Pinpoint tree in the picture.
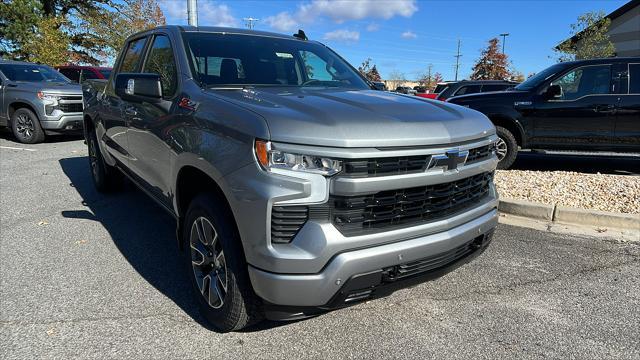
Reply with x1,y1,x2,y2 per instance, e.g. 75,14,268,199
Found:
470,38,511,80
510,70,525,82
0,0,43,60
386,70,406,90
418,64,444,91
554,11,615,62
358,58,382,82
23,16,71,65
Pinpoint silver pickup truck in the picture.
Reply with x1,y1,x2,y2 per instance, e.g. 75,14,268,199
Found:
0,60,83,143
83,26,499,332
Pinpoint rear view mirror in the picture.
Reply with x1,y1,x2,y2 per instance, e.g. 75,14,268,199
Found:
545,84,562,99
115,73,162,103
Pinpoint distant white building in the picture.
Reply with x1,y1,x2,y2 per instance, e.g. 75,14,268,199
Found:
558,0,639,57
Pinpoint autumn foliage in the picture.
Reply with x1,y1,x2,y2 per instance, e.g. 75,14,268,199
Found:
470,38,511,80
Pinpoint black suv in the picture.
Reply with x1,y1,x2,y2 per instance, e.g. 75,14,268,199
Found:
436,80,518,101
448,58,640,169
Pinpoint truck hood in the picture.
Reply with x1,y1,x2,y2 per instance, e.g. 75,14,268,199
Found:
207,87,495,148
12,81,82,95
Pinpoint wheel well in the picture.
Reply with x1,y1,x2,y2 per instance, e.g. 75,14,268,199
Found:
175,166,240,248
8,102,37,120
489,115,523,146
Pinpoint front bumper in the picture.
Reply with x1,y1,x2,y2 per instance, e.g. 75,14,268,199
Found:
40,113,84,131
248,208,497,309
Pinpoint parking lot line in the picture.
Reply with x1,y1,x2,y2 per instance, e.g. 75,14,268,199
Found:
0,145,37,152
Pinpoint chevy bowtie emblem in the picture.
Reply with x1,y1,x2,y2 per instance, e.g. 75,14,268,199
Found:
428,149,469,171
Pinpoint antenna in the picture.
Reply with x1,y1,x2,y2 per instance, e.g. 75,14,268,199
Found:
293,29,308,40
454,39,462,81
243,17,259,29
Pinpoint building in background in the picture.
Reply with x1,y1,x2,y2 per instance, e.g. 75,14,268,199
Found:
558,0,639,57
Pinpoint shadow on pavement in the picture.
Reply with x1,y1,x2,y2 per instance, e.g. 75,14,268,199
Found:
511,152,640,175
58,155,286,332
0,128,83,144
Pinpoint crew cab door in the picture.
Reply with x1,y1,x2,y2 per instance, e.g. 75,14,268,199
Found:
100,36,149,167
615,62,640,150
124,33,179,207
531,64,616,149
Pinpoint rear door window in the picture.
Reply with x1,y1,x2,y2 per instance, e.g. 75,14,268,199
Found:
80,69,99,82
120,37,148,72
455,85,481,96
629,63,640,94
59,68,80,82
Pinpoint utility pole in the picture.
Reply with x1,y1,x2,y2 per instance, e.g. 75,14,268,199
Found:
500,33,510,54
454,39,462,81
243,17,259,29
187,0,198,27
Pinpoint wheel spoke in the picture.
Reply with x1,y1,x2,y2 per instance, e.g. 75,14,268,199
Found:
209,272,225,308
190,241,208,266
189,216,228,309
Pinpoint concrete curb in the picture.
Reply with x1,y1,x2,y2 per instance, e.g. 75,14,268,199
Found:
498,198,640,230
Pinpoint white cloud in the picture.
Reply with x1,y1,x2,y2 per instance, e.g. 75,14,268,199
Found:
323,29,360,42
264,0,417,31
264,12,299,32
159,0,238,27
366,23,380,32
401,31,417,39
298,0,417,23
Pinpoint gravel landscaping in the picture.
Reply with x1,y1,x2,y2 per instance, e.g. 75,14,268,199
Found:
494,170,640,214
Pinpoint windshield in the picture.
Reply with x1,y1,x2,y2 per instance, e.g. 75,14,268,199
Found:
0,64,70,83
433,84,448,93
515,63,567,90
183,33,369,89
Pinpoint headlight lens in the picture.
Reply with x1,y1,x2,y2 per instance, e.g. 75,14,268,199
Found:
37,92,61,103
255,140,342,176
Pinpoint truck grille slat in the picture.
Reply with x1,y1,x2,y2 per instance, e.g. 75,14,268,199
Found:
58,103,83,113
331,172,493,236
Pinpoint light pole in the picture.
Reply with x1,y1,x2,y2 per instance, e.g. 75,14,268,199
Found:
187,0,198,26
500,33,509,54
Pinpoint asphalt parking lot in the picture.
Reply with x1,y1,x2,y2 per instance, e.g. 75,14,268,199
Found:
1,135,639,359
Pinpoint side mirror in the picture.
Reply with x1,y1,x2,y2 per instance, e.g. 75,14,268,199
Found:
545,84,562,99
115,73,162,103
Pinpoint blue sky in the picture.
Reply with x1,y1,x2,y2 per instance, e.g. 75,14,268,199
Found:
158,0,629,80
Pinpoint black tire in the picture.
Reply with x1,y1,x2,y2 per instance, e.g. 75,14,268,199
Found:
495,126,518,170
183,193,262,332
11,108,45,144
87,126,122,192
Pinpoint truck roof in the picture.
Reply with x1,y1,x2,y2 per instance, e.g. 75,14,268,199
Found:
126,25,303,42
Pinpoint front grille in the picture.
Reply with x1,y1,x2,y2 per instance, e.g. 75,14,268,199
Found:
271,206,308,244
341,144,493,177
60,95,82,101
466,145,492,163
58,103,83,113
330,172,493,236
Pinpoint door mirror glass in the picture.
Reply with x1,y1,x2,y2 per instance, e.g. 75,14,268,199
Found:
115,73,162,102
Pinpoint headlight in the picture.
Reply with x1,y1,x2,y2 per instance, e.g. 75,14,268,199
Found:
255,140,342,176
37,92,61,104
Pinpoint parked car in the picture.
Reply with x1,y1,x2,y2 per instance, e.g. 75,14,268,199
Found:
436,80,519,101
395,86,415,94
83,26,499,331
56,65,112,83
0,60,83,143
371,81,387,91
448,57,640,169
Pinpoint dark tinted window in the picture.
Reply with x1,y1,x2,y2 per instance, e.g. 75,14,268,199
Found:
551,65,611,100
433,84,448,93
515,63,566,90
482,84,510,92
120,37,147,72
0,64,69,82
630,63,640,94
59,68,80,82
80,69,99,82
183,33,368,89
142,35,178,97
99,69,112,79
455,85,481,95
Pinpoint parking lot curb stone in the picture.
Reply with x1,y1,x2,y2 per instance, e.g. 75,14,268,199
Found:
498,198,640,230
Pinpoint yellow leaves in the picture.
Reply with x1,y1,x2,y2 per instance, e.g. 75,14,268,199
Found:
23,16,70,66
